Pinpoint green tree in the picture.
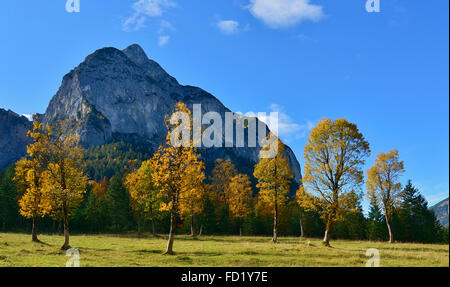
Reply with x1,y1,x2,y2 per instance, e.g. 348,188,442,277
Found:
367,201,387,241
0,166,19,230
396,181,441,243
107,174,132,232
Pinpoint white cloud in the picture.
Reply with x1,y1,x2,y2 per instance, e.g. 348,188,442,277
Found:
158,35,170,46
247,0,324,28
217,20,240,34
22,114,33,121
123,0,177,31
159,20,176,32
257,104,315,140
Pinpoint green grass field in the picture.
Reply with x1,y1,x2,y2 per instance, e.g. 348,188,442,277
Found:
0,232,448,267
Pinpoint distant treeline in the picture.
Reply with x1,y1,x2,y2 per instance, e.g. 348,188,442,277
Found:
0,142,447,244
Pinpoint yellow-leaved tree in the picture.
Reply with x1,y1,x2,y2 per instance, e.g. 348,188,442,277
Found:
225,173,253,236
152,102,206,254
366,149,405,243
208,159,238,223
295,184,308,238
125,160,162,236
14,118,52,242
254,137,293,243
301,118,370,246
40,123,88,250
209,159,238,204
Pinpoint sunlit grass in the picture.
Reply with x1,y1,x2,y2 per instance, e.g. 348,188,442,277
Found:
0,232,448,267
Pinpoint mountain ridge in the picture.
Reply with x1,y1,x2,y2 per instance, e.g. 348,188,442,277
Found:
0,109,32,169
430,197,449,227
1,44,302,186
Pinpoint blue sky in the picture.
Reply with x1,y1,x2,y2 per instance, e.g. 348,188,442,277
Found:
1,0,448,210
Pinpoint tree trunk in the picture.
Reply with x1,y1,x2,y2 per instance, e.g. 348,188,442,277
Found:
58,221,63,236
31,217,39,242
239,220,243,237
137,215,142,236
165,211,176,255
61,207,71,250
199,224,203,236
323,220,332,247
385,215,394,243
190,215,195,236
273,205,278,243
299,210,304,238
151,219,156,237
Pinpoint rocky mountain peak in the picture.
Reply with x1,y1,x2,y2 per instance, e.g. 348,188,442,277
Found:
122,44,149,65
3,44,302,186
0,108,32,169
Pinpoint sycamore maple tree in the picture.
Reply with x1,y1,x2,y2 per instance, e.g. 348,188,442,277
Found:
208,159,238,220
14,118,52,242
14,119,88,249
254,137,293,243
301,118,370,246
151,102,206,254
42,125,88,250
367,149,405,243
125,160,162,236
225,173,253,236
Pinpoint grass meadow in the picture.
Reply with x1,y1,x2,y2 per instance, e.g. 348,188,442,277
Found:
0,232,448,267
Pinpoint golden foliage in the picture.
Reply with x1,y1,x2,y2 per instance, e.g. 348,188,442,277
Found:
254,137,293,213
151,102,206,218
14,120,53,219
125,160,161,220
15,118,88,223
209,159,238,203
366,149,405,218
301,119,370,231
226,174,253,220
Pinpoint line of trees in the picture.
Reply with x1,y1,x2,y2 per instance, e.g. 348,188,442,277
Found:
0,104,448,253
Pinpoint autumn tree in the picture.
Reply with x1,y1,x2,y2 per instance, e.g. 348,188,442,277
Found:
152,102,206,254
179,179,206,237
209,159,238,204
85,177,110,232
254,138,293,243
40,123,88,250
366,149,405,243
301,119,370,246
296,185,307,238
226,174,253,236
125,160,161,236
13,119,52,242
208,159,238,232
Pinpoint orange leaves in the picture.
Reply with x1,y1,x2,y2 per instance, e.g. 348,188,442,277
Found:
366,149,405,217
151,102,206,218
14,118,88,222
226,174,253,220
301,119,370,227
209,159,238,203
254,138,293,212
125,160,162,220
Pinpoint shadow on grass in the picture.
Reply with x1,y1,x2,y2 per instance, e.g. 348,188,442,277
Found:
133,249,163,254
33,240,51,246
